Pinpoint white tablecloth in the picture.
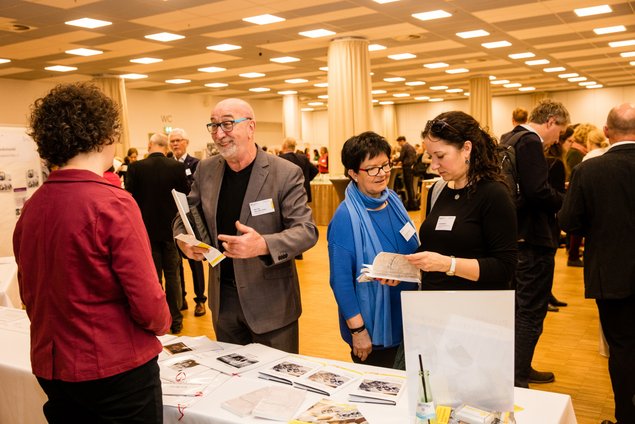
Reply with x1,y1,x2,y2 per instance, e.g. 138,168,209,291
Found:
0,307,577,424
0,257,20,308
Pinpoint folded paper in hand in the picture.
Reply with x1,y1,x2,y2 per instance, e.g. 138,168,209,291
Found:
171,189,224,267
358,252,420,283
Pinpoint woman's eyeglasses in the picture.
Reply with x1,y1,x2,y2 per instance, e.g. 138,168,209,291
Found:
359,162,392,177
425,119,460,137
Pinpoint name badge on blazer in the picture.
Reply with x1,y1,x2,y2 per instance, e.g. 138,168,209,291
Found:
249,198,275,216
185,168,192,176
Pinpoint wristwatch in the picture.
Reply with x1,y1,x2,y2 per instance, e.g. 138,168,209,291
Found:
446,256,456,276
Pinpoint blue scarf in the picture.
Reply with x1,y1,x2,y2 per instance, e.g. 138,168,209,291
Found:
344,181,418,347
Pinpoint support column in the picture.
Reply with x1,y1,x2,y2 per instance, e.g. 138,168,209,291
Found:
327,36,372,177
92,75,130,158
469,75,492,130
382,104,398,144
282,94,301,140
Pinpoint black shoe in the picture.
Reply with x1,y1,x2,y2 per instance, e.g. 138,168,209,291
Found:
528,367,555,384
547,304,559,312
550,298,568,307
180,299,188,311
567,258,584,267
600,420,616,424
170,323,183,334
194,302,206,317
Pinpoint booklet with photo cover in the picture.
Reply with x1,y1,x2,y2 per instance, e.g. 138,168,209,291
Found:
347,372,406,405
358,252,421,283
197,343,288,376
258,356,325,385
161,335,223,356
290,398,369,424
291,365,362,397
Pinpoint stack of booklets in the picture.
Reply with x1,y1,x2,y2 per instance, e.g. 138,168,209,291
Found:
290,399,369,424
347,372,406,405
258,355,362,396
221,386,306,421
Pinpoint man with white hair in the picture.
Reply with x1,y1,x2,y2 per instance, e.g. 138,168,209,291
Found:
169,128,207,317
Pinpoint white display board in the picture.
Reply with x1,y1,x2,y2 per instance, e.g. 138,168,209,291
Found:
0,126,42,257
401,290,515,416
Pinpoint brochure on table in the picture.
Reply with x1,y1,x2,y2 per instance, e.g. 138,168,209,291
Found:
401,291,515,414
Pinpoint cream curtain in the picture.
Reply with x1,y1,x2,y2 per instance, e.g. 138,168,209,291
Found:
469,75,492,131
91,76,131,159
327,37,372,176
382,104,398,144
531,92,551,108
282,94,301,140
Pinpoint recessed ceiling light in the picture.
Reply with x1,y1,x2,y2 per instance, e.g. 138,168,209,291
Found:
446,88,464,93
270,56,300,63
491,79,510,85
405,81,426,86
430,85,448,90
372,89,387,94
504,83,522,88
207,44,241,51
308,101,324,106
278,90,297,95
558,73,579,78
429,98,444,102
631,61,635,66
121,73,147,79
482,41,512,49
373,0,399,3
544,67,566,72
318,95,329,99
568,77,587,82
379,101,395,105
519,87,536,92
198,66,226,73
574,5,612,17
489,75,496,80
446,68,469,74
384,77,406,82
594,25,626,35
45,65,77,72
456,29,489,39
249,87,270,92
368,44,387,51
165,79,190,84
414,96,430,101
423,62,448,69
299,29,336,38
586,84,604,88
388,53,416,60
319,66,328,71
526,59,550,65
301,107,314,112
464,92,470,96
0,58,10,64
145,32,184,42
508,52,535,59
205,82,228,88
314,82,328,88
240,72,265,78
243,14,285,25
393,93,410,97
609,40,635,48
412,10,452,21
65,18,112,29
130,57,162,64
66,48,103,56
285,78,308,84
579,81,597,86
620,51,635,57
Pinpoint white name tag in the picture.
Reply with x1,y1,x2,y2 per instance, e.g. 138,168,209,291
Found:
185,168,192,176
400,222,417,241
249,198,275,216
435,216,456,231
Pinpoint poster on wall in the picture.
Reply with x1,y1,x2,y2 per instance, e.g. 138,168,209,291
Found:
0,126,42,257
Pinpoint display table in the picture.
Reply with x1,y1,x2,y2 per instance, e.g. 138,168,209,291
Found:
308,180,339,226
0,307,577,424
0,257,20,308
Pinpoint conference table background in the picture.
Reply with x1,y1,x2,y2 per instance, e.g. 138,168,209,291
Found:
0,307,577,424
0,257,19,308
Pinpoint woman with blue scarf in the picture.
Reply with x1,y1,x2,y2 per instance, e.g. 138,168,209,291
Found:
327,131,420,368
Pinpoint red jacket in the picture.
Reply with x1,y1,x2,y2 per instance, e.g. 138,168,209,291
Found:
13,169,171,382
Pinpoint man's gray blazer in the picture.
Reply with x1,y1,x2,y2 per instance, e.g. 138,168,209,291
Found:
173,147,318,334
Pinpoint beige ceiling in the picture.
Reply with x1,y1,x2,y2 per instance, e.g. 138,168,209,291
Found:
0,0,634,107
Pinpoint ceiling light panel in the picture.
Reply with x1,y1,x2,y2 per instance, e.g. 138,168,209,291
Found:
456,30,489,39
430,85,448,90
278,90,297,95
412,10,452,21
207,44,241,51
388,53,416,60
314,82,328,87
504,83,521,88
0,59,10,64
145,32,184,42
299,29,336,38
491,79,510,85
558,73,578,78
198,66,226,73
130,57,162,64
121,73,147,79
543,67,565,72
393,93,410,97
318,95,328,99
423,62,448,69
66,48,103,56
405,81,425,86
270,56,300,63
446,68,469,74
243,14,285,25
285,78,308,84
526,59,549,65
372,89,387,94
165,79,190,84
368,44,387,51
594,25,626,35
45,65,77,72
574,5,612,17
65,18,112,29
205,82,228,88
568,77,587,82
249,87,270,92
482,41,512,49
508,52,535,59
240,72,265,78
384,77,405,82
609,40,635,48
518,87,535,91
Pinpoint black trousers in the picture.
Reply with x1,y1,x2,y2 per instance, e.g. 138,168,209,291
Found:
37,357,162,424
402,166,417,208
597,296,635,424
151,240,182,327
179,258,207,303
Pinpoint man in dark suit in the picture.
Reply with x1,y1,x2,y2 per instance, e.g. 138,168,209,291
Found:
504,99,569,388
127,133,189,334
395,136,419,210
173,98,318,353
500,107,528,144
278,137,318,203
169,128,207,317
559,103,635,424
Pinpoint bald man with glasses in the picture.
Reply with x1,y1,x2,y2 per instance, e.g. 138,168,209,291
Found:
172,98,318,353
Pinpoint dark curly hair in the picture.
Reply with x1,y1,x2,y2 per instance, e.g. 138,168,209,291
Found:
341,131,392,177
28,82,121,167
422,111,503,193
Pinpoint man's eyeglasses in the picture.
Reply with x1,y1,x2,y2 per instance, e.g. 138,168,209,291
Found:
424,119,460,137
206,117,252,133
359,162,392,177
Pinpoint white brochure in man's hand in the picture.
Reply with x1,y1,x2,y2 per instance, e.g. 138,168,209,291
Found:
358,252,421,283
172,189,225,267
